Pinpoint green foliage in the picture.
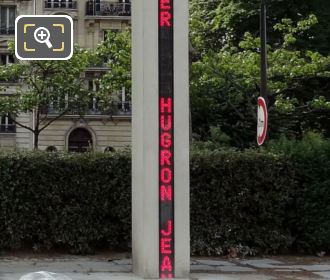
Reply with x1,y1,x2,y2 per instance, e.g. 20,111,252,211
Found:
0,32,132,149
190,14,330,147
0,151,131,253
0,146,329,255
190,149,297,255
265,133,330,252
0,45,95,148
0,46,93,115
95,30,131,100
190,0,330,55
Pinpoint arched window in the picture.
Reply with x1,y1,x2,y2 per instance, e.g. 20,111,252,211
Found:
104,146,115,153
46,146,57,152
68,128,93,152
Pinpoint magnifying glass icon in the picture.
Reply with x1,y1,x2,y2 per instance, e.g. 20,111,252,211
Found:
34,27,53,49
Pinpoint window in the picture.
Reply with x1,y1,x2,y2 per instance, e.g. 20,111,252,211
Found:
119,0,131,16
86,0,100,15
0,54,14,66
104,146,115,153
45,0,74,9
46,146,57,152
0,6,15,35
68,128,93,152
88,80,100,112
0,114,15,133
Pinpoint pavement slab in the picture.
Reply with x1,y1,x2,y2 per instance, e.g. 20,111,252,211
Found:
294,265,330,271
239,259,285,269
194,260,233,266
191,274,275,280
215,266,256,272
0,255,329,279
191,265,223,272
313,271,330,278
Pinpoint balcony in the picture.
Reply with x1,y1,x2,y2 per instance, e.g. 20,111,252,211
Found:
0,27,15,36
44,0,77,9
86,1,131,17
45,101,132,118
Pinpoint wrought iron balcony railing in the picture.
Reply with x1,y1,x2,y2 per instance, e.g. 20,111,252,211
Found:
86,1,131,17
44,0,77,9
45,101,132,117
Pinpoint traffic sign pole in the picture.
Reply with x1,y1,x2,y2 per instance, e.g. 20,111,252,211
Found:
258,0,269,145
260,0,268,100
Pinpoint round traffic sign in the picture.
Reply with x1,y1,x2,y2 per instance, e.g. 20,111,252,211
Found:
257,97,268,146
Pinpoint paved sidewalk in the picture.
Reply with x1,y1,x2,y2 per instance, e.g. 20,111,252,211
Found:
0,255,329,280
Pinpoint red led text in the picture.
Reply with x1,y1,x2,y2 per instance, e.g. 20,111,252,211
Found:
159,0,172,27
159,0,174,277
159,97,174,278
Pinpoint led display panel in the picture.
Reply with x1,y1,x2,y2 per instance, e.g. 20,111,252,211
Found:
159,0,174,278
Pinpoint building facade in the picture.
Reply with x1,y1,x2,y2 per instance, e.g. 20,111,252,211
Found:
0,0,131,152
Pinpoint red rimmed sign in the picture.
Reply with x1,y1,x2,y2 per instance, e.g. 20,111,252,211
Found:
257,97,268,146
159,0,175,278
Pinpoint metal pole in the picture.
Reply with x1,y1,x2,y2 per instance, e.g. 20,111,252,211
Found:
260,0,268,100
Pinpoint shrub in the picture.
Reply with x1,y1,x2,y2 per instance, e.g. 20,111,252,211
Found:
0,151,131,253
0,143,329,255
190,149,297,255
266,133,330,253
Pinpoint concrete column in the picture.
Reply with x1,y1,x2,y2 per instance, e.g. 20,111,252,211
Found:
132,0,159,278
173,1,190,277
132,0,190,278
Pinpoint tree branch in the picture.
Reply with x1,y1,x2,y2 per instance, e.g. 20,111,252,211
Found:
8,115,34,133
39,108,71,133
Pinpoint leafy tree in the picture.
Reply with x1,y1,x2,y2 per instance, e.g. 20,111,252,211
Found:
191,15,330,148
0,31,131,150
190,0,330,55
0,45,94,149
95,30,131,96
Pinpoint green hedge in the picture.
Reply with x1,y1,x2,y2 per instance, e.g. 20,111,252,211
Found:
190,150,297,255
265,134,330,254
0,144,329,255
0,151,131,253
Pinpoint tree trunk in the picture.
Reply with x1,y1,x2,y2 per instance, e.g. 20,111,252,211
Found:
34,132,39,150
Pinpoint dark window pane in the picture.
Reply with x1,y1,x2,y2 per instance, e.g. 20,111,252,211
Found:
1,55,6,65
8,55,14,64
1,8,7,34
9,7,15,31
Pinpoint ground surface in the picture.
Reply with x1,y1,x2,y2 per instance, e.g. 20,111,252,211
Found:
0,254,329,280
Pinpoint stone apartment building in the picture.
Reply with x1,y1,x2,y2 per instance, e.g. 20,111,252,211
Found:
0,0,131,152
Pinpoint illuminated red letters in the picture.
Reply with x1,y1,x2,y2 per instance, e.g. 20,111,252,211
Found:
160,150,172,166
159,0,174,278
160,0,170,10
159,97,174,277
161,165,172,184
160,133,172,148
161,238,172,254
161,220,173,236
160,0,172,27
160,97,172,113
160,185,172,201
161,115,172,131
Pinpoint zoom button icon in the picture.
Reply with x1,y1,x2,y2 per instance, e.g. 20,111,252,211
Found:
34,27,53,49
15,15,73,61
